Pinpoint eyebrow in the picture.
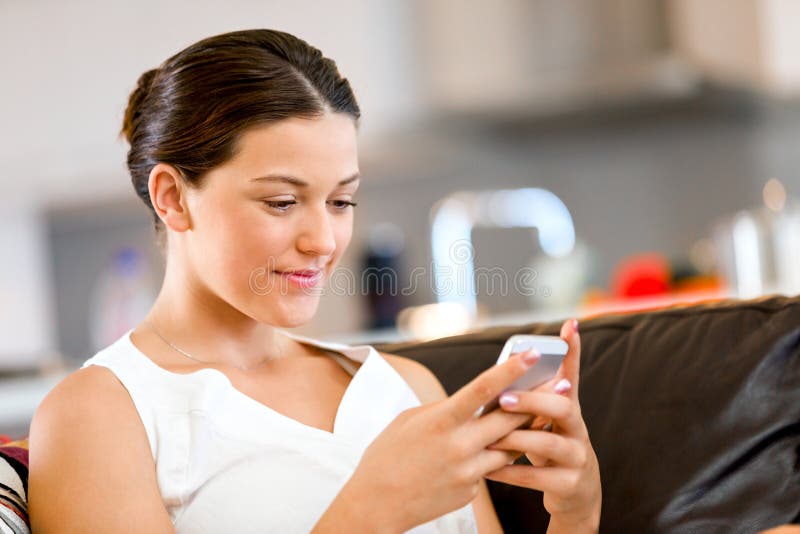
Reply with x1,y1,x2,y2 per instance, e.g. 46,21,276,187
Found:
249,173,360,187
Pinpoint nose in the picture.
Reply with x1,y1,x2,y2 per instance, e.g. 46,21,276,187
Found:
296,205,337,258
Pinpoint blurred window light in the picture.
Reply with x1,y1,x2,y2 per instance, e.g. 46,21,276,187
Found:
486,188,576,257
731,211,763,298
430,188,575,319
771,208,800,295
714,202,800,298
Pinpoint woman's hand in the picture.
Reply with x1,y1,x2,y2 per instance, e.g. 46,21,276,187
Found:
484,319,602,533
334,349,544,533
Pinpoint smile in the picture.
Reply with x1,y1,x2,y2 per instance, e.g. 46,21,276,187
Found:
273,269,323,288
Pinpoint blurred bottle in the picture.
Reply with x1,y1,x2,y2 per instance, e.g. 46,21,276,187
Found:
362,223,406,330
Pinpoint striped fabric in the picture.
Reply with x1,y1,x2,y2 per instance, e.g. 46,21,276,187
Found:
0,435,29,534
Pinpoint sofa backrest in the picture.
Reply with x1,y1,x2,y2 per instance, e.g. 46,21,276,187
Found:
376,295,800,533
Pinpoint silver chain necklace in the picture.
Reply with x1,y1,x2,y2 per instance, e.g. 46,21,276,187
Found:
143,320,277,371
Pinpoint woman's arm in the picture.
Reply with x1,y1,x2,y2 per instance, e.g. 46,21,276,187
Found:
310,478,400,533
380,353,504,534
314,349,543,532
28,367,176,534
314,353,506,533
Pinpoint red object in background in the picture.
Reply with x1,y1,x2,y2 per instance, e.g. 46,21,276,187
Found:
611,253,671,298
581,252,727,319
0,435,10,444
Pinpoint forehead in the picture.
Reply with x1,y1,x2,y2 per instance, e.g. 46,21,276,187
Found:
227,113,359,183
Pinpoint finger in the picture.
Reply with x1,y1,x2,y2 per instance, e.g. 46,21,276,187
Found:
447,350,540,422
471,448,521,477
463,407,533,449
483,465,579,497
558,318,581,401
524,415,554,466
528,320,580,395
526,452,549,467
497,390,583,436
487,410,552,466
487,429,585,468
529,414,552,430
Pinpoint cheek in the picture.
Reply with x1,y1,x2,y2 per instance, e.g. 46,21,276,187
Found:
332,217,354,258
206,207,287,281
233,217,293,268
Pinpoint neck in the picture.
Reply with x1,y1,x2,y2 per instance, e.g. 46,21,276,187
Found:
143,260,289,370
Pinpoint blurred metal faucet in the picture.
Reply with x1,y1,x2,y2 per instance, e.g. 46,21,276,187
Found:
429,188,576,320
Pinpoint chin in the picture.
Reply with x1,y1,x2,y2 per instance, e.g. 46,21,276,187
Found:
276,314,314,329
274,300,320,328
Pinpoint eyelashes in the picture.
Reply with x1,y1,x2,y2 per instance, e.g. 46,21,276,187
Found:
262,200,357,213
329,200,358,209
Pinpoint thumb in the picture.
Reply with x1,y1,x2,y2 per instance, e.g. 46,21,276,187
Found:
557,318,581,400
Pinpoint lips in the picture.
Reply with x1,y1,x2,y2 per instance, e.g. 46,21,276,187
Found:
277,269,322,276
273,268,324,288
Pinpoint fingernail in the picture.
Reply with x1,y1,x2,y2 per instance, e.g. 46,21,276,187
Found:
499,392,519,407
572,319,579,333
522,349,541,366
554,378,572,395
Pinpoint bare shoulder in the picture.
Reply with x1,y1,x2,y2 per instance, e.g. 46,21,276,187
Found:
31,365,147,443
30,365,142,443
377,351,448,405
37,364,135,410
28,365,174,533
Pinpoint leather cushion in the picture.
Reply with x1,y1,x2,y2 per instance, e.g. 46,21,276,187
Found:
375,295,800,533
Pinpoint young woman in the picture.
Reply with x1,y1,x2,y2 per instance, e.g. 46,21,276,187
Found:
28,29,601,533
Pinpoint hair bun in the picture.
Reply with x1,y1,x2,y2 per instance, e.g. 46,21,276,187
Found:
120,68,158,143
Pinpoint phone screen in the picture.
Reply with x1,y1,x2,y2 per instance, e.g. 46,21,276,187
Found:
473,335,567,418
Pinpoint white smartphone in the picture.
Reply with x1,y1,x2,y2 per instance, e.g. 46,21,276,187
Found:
473,334,568,418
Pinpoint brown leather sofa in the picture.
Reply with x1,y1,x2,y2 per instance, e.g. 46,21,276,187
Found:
376,295,800,534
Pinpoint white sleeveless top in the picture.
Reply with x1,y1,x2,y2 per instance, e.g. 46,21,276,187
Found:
79,329,478,533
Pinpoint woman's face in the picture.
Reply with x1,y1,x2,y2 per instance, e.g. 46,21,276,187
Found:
181,112,359,328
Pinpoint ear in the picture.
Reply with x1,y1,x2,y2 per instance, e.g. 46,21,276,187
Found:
148,163,192,232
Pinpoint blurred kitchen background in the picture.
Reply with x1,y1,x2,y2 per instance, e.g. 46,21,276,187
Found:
4,0,800,437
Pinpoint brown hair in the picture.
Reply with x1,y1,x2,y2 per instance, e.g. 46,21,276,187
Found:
120,29,361,251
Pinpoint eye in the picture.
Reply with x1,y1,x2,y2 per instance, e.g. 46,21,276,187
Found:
262,200,297,212
328,200,358,211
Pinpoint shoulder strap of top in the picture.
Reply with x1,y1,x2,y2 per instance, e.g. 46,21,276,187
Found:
278,329,424,408
328,354,359,376
278,330,374,376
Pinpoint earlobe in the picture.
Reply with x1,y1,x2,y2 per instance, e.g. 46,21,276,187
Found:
148,164,192,232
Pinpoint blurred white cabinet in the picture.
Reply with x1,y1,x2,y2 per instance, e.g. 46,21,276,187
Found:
416,0,693,116
670,0,800,96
